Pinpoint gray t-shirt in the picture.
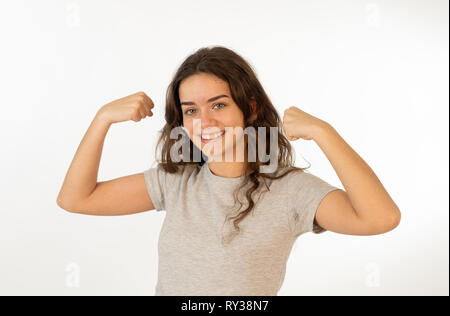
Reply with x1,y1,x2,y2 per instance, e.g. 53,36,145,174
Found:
143,160,340,296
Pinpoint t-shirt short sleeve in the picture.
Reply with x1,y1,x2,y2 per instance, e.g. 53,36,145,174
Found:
143,164,167,211
143,163,187,212
287,170,341,238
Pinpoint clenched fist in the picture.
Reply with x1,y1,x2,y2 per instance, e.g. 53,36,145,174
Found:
97,91,154,124
282,106,328,141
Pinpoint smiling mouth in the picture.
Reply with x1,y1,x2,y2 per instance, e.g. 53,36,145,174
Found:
201,131,224,139
199,130,225,143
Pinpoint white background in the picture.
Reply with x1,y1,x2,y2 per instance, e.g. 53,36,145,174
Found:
0,0,448,295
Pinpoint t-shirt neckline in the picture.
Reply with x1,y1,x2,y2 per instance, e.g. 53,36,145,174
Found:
204,160,245,183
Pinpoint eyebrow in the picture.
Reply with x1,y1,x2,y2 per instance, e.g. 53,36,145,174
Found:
180,94,229,106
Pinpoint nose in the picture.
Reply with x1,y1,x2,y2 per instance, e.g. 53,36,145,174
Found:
196,110,220,133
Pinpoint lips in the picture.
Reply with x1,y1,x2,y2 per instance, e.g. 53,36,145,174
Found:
199,130,225,144
201,131,225,140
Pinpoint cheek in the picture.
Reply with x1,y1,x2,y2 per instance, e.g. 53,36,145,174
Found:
182,122,193,137
182,124,200,145
223,113,244,129
230,110,245,127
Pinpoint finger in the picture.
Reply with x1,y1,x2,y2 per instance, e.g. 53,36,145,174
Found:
141,104,151,117
138,94,153,115
144,103,153,116
143,93,155,109
132,112,141,122
138,107,147,119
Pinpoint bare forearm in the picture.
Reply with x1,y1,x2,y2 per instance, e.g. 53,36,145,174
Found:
57,111,111,206
313,122,401,224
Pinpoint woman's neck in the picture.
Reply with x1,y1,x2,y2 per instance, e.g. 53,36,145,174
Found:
207,160,249,178
207,140,251,178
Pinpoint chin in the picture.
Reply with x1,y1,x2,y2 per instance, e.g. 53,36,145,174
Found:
198,142,234,160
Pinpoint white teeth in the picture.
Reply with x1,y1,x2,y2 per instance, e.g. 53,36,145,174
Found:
202,131,224,140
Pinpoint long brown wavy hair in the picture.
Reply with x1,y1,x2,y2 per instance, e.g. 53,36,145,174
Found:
154,45,309,245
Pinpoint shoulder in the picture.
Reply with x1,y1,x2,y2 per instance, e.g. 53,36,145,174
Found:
144,163,198,186
278,167,326,185
283,167,339,204
257,166,304,193
272,166,306,185
267,166,334,194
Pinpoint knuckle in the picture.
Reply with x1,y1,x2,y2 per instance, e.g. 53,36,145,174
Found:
136,95,145,103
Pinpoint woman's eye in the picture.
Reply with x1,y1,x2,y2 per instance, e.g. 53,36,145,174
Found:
184,103,226,116
214,103,226,109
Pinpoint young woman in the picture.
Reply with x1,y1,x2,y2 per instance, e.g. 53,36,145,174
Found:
56,46,401,296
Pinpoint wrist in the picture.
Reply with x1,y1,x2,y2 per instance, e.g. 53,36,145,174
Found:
94,108,113,127
312,120,335,142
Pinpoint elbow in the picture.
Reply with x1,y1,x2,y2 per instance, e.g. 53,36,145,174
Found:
357,208,402,235
56,196,69,212
56,194,76,213
382,208,402,233
391,208,401,229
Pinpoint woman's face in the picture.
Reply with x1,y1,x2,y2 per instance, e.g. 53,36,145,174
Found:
179,73,246,162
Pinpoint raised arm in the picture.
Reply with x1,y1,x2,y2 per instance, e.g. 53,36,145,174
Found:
56,91,155,216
